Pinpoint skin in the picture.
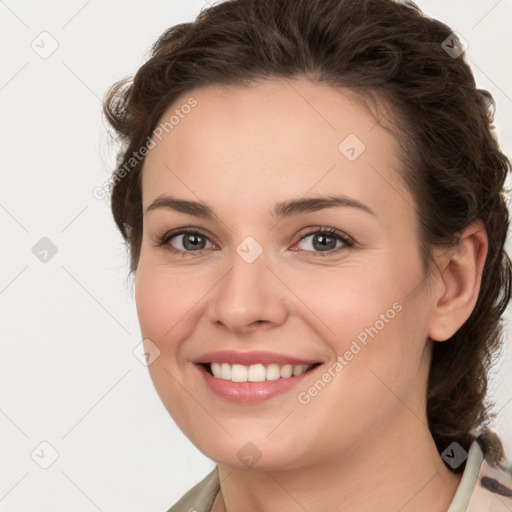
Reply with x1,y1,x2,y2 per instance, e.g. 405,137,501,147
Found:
135,78,488,512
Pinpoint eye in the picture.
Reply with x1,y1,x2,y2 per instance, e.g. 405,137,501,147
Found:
154,226,353,257
155,229,215,256
293,227,353,256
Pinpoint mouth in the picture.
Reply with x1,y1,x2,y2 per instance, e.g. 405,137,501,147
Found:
199,362,322,382
195,361,323,403
192,350,325,402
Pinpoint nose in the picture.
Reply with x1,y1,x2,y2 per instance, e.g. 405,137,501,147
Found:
207,249,288,336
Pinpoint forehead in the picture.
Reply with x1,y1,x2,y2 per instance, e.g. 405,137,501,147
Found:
141,79,413,219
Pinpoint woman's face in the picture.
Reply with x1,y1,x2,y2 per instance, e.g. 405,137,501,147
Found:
135,79,441,470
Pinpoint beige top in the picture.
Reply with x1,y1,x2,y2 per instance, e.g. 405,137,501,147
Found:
167,437,512,512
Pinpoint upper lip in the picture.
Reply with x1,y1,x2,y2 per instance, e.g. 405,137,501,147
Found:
193,350,322,366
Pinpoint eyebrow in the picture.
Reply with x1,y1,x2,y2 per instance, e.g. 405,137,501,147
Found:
145,194,376,219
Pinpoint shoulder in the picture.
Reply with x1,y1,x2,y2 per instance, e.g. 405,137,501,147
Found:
467,437,512,512
166,466,220,512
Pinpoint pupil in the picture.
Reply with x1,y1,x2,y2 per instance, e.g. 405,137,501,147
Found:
184,234,204,250
181,233,336,251
313,234,336,251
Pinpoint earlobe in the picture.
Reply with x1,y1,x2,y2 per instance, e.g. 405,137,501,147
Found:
428,220,488,342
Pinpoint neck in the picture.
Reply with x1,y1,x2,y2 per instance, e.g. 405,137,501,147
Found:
213,414,462,512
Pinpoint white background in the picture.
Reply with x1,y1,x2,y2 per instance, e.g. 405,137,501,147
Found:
0,1,511,510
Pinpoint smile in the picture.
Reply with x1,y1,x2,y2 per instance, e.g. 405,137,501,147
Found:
193,350,324,402
205,362,318,382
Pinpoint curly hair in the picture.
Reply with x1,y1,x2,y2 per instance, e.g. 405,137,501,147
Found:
103,0,511,470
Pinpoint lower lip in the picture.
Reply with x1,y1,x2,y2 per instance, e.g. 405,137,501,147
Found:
195,364,321,403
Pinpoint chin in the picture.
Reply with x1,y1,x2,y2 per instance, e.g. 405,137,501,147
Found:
192,434,307,472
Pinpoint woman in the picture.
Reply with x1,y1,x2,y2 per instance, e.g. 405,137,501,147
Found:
103,0,512,510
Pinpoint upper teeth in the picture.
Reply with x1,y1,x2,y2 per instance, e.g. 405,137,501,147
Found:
209,363,313,382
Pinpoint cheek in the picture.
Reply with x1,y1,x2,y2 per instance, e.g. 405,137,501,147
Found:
135,269,171,344
286,266,406,352
135,264,210,347
293,280,427,450
294,260,428,393
134,265,211,429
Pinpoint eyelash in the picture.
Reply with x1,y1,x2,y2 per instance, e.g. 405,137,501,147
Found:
154,226,354,258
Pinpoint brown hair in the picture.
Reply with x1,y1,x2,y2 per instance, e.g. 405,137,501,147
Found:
103,0,511,470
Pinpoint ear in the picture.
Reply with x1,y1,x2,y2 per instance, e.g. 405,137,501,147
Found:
428,220,488,342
